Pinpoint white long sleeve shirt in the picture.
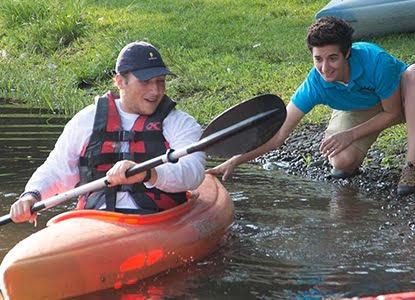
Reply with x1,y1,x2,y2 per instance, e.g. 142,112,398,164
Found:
25,98,206,209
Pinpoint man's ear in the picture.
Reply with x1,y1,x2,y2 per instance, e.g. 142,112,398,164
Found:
345,48,351,59
114,73,126,89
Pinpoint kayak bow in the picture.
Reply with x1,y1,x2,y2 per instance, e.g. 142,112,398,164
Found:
0,175,233,299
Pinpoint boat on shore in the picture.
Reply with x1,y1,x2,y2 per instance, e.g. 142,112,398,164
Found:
0,174,234,300
316,0,415,38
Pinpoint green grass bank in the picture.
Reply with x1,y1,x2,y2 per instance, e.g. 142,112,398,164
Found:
1,0,414,167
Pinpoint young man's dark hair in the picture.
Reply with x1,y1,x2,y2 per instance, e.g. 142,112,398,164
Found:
306,16,354,57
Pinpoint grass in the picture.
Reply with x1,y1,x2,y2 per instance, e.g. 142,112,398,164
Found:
0,0,414,166
0,0,323,116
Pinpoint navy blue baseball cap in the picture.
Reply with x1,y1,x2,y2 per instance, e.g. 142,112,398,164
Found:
115,41,176,80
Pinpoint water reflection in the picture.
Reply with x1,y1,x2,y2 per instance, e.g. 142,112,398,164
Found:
216,168,414,299
1,106,415,299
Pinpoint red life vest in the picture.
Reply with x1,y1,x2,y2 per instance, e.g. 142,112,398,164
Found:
77,91,187,214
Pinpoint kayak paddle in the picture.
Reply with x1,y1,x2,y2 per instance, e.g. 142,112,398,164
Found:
202,93,286,156
0,94,286,226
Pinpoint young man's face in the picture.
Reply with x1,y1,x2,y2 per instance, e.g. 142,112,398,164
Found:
312,44,350,83
117,73,166,115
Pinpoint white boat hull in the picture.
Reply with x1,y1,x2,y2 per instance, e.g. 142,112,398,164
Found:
316,0,415,38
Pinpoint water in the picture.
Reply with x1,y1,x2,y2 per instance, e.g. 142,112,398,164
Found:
1,106,415,299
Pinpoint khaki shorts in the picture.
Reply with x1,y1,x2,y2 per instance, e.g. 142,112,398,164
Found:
325,106,383,155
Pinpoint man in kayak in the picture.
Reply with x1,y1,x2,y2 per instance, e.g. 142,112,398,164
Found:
207,16,415,196
10,41,206,223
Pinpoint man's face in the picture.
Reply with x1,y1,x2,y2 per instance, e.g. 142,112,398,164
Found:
118,73,166,115
312,44,350,83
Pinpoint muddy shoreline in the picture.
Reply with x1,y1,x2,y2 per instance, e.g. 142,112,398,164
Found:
256,123,415,239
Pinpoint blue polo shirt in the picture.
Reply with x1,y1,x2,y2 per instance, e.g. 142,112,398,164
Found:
291,42,408,114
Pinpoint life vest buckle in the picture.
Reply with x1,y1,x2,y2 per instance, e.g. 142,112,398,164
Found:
118,130,134,141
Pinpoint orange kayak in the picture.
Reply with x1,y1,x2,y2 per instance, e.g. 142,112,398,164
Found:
0,174,234,300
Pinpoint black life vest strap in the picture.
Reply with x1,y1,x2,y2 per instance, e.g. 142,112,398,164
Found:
80,152,155,168
89,131,166,142
104,186,117,212
88,93,111,145
117,183,147,193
